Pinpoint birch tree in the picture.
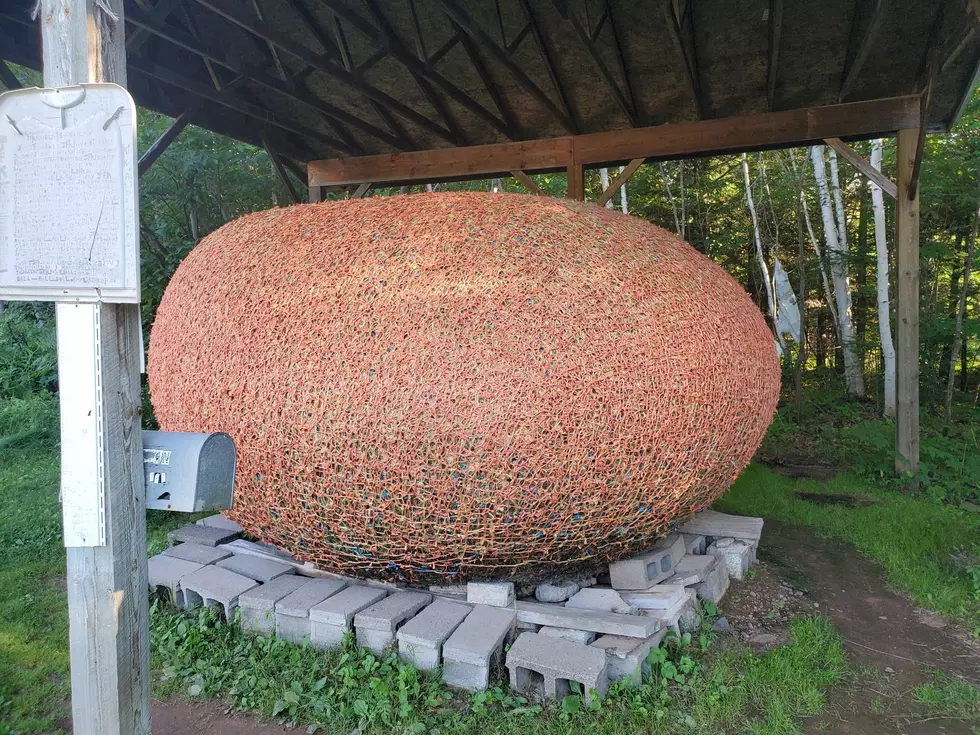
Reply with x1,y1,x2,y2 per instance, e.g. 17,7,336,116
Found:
600,168,614,209
661,163,683,234
742,153,785,353
810,144,865,395
946,182,980,421
870,140,897,417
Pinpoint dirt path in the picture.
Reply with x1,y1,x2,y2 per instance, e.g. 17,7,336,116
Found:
722,519,980,735
152,699,296,734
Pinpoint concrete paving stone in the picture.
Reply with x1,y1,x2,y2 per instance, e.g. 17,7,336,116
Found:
506,632,608,704
310,586,388,649
641,588,697,636
535,581,580,603
565,588,636,615
665,554,718,586
517,620,541,632
466,582,514,608
619,584,688,610
238,575,308,634
609,534,686,590
442,605,515,691
168,524,240,548
162,542,232,566
429,584,467,598
397,598,471,671
148,554,204,606
216,554,296,583
676,510,763,542
693,560,730,603
275,578,349,644
590,629,667,686
354,591,432,654
538,626,596,645
516,600,659,638
707,538,753,580
682,534,707,555
180,565,259,619
196,514,244,533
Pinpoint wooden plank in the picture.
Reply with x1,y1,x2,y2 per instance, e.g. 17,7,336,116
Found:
674,510,763,541
309,185,325,203
839,0,888,102
308,96,921,187
596,157,643,207
351,182,372,198
50,0,150,722
566,161,584,200
43,5,149,734
515,600,660,638
262,132,302,203
510,170,543,195
824,137,897,198
895,127,920,477
138,106,195,178
767,0,783,111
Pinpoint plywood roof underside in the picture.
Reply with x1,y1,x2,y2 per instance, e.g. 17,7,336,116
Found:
0,0,976,165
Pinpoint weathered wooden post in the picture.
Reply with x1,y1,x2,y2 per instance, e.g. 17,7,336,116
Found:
40,0,150,732
895,127,920,477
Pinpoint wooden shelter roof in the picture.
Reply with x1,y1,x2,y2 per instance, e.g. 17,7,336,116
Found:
1,0,977,166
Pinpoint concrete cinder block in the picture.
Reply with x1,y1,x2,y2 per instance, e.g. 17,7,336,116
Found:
707,538,753,581
429,584,467,598
535,581,580,603
609,534,686,590
538,626,596,645
516,600,659,638
196,514,244,533
216,554,296,583
238,575,308,634
666,554,718,586
466,582,514,608
590,629,667,686
565,588,636,615
676,510,763,542
682,533,707,555
506,632,608,704
162,541,232,566
642,588,698,637
354,591,432,655
180,565,259,619
442,605,515,691
310,586,388,649
168,524,240,548
693,559,730,603
148,554,205,606
619,584,688,610
397,598,471,671
275,578,349,644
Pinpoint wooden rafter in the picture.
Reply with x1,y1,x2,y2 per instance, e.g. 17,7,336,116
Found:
138,105,196,177
603,0,639,124
824,137,896,198
839,0,888,102
664,0,703,120
511,170,543,195
553,0,638,126
191,0,460,145
515,0,579,133
436,0,576,133
317,0,514,140
127,0,183,54
596,158,643,207
251,0,288,80
308,95,921,187
449,16,518,138
262,131,303,203
767,0,783,111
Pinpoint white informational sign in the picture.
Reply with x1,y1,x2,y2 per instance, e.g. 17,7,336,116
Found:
0,84,139,303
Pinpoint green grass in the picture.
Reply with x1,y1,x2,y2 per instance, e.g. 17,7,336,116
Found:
914,670,980,721
720,464,980,632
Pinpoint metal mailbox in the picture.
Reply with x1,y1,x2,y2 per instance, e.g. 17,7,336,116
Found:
142,431,236,512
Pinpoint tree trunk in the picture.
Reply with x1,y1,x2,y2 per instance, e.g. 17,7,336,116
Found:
945,183,980,422
742,153,785,353
855,193,869,347
679,160,686,238
811,145,865,395
661,163,682,234
871,139,897,418
619,166,628,214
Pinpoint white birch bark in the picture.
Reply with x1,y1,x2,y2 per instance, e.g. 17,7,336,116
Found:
870,140,897,417
811,145,865,395
679,160,686,238
619,166,628,214
661,163,682,234
600,168,614,208
743,153,785,352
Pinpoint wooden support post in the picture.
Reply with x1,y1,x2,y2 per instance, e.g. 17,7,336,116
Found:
511,170,543,195
566,162,584,201
895,127,920,478
351,182,372,198
138,107,195,178
596,157,643,207
261,132,302,204
824,137,897,198
41,1,150,733
309,185,324,203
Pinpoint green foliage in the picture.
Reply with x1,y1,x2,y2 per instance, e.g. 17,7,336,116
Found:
913,670,980,721
0,310,56,400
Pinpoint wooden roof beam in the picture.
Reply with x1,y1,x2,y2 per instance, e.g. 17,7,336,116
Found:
436,0,577,133
767,0,783,111
138,105,197,177
839,0,888,103
262,131,303,203
193,0,460,145
515,0,579,133
552,0,638,126
824,137,896,197
511,170,543,195
664,0,703,119
448,16,519,138
127,0,184,54
308,95,921,187
596,158,643,207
